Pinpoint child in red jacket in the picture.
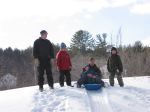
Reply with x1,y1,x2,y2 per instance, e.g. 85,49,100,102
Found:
56,43,72,87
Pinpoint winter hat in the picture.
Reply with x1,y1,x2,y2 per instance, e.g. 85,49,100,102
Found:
40,30,48,35
111,47,117,53
61,42,67,49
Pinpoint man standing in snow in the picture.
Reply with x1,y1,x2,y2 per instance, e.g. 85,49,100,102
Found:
33,30,54,91
56,43,72,87
107,47,124,87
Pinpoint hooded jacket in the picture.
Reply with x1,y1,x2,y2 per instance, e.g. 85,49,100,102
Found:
107,47,123,73
56,50,72,71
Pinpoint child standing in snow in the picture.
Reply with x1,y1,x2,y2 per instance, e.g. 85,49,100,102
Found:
56,43,73,87
77,57,105,88
107,47,124,87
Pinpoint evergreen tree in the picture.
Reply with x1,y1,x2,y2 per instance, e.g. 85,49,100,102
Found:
70,30,94,54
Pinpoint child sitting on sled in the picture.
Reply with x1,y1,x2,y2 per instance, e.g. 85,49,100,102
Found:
77,57,105,88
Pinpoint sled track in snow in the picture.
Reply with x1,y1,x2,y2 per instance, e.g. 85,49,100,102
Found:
86,89,113,112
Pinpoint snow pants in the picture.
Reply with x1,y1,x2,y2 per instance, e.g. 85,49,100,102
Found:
59,70,72,86
109,71,124,87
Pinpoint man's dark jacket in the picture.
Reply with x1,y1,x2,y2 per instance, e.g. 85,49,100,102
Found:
33,38,54,62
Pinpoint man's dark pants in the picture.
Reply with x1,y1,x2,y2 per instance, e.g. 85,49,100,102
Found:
37,61,53,88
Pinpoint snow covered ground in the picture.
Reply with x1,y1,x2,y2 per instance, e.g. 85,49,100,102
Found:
0,76,150,112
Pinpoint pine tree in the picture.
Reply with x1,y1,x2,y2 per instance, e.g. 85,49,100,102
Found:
70,30,94,54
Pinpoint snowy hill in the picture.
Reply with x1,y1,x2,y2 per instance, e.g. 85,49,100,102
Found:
0,76,150,112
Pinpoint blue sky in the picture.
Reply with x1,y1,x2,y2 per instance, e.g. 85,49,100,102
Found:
0,0,150,49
